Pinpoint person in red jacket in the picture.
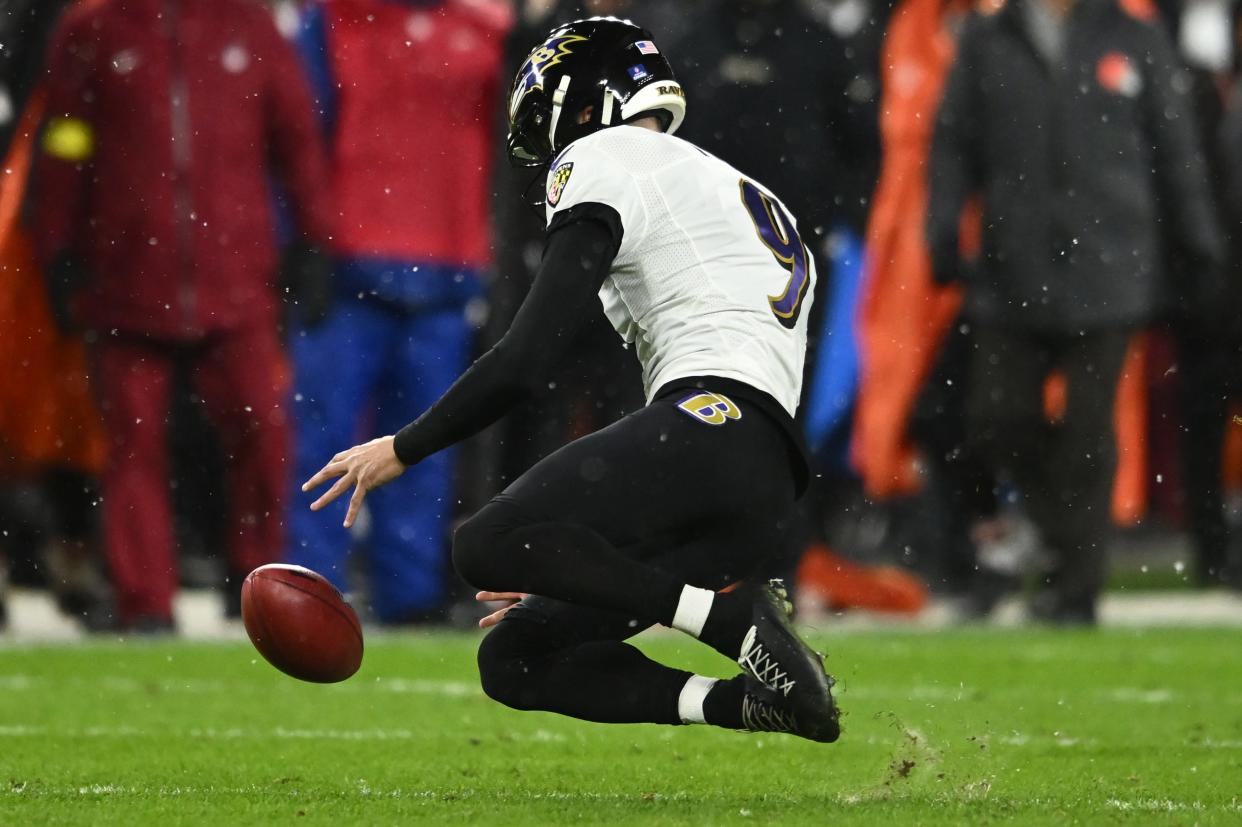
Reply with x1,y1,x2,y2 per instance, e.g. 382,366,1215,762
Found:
287,0,510,624
29,0,333,632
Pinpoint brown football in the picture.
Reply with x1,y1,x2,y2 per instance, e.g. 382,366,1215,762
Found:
241,564,363,683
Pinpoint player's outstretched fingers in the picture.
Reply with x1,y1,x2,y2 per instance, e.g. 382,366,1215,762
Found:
302,460,347,493
309,472,354,512
343,481,368,528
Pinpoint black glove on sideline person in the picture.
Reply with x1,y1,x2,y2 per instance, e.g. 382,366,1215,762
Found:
44,250,91,333
280,243,334,329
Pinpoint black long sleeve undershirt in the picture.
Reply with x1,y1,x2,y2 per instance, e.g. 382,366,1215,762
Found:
392,204,623,467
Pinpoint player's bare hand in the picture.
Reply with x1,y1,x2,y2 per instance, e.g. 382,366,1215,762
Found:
475,591,526,629
302,435,406,528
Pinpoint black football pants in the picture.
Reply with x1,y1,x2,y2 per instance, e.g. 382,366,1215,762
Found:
453,382,798,724
966,326,1131,611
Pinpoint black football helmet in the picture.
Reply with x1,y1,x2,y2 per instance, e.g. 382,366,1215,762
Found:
506,17,686,167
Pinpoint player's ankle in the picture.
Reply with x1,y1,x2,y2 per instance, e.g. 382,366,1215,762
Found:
669,585,750,657
703,590,751,657
670,584,714,637
677,674,745,729
703,676,745,729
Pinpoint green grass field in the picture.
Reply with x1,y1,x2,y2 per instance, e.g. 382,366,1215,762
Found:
2,627,1240,824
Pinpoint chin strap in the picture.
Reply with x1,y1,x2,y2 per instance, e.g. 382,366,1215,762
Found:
547,74,572,154
600,88,615,126
522,159,553,219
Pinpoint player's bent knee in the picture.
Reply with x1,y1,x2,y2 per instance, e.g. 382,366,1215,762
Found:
452,502,527,591
475,626,539,711
451,511,501,590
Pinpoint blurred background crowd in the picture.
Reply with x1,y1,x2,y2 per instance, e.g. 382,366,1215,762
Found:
2,0,1241,634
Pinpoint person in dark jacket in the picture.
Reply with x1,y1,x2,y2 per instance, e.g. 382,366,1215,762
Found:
927,0,1223,622
29,0,334,631
674,0,876,248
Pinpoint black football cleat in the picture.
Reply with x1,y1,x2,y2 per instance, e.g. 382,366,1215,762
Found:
739,675,839,743
737,580,840,743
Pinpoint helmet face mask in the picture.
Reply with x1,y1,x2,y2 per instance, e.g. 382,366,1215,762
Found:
506,17,686,168
506,95,554,167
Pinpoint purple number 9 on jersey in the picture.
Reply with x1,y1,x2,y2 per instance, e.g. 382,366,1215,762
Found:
738,179,811,329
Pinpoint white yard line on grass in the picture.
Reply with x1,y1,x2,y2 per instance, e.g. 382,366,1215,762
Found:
6,782,1241,817
0,672,482,697
0,723,567,743
1,671,1224,713
2,784,687,803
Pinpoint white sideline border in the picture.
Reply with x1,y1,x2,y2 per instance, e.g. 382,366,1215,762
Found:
1,587,1241,643
798,590,1242,631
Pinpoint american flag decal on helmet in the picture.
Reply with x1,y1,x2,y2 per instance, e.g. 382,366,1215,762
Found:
635,40,659,55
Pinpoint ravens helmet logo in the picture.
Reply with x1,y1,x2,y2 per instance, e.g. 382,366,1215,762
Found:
508,32,589,121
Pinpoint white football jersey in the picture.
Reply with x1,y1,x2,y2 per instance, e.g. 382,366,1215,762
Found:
544,125,816,416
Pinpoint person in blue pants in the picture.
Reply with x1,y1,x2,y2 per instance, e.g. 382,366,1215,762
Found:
286,0,505,622
288,271,479,623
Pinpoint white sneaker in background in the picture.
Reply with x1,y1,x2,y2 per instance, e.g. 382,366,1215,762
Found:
973,513,1043,577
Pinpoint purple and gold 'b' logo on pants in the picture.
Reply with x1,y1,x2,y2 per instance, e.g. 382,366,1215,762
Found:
677,392,742,426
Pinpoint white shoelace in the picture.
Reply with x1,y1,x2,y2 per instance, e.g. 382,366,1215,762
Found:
741,693,798,733
739,626,797,696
